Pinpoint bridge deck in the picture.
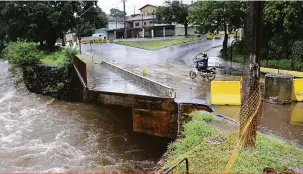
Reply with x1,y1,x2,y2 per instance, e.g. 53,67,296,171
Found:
84,59,165,98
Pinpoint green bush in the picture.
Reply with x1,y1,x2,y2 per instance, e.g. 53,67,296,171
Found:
291,40,303,61
40,48,78,66
268,36,287,59
63,47,78,66
3,41,41,67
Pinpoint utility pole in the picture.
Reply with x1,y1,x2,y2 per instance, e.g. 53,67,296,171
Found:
240,1,264,148
134,5,136,15
122,0,127,38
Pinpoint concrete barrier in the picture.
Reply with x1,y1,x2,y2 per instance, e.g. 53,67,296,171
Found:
102,61,176,98
206,34,213,40
291,102,303,126
292,79,303,102
214,34,221,39
210,81,241,105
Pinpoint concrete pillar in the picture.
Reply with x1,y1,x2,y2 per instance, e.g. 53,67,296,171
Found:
264,73,294,104
142,28,145,38
152,29,154,38
163,27,166,37
114,30,117,40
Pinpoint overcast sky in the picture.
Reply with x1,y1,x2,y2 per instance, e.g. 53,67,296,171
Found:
97,0,195,15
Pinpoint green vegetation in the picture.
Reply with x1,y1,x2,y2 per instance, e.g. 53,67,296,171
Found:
190,2,303,70
232,54,303,71
163,112,303,173
156,1,190,36
41,48,68,66
2,41,77,68
117,37,201,51
189,1,246,58
2,42,41,67
0,2,107,50
229,54,303,71
223,39,303,71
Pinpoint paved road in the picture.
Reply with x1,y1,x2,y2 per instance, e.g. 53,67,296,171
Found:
82,37,235,104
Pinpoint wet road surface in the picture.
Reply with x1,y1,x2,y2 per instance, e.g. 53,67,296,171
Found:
87,61,163,97
82,37,303,148
82,37,231,104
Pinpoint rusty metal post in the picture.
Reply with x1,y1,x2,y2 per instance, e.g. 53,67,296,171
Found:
164,157,189,174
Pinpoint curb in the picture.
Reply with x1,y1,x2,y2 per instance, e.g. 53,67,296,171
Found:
194,44,223,59
101,61,176,98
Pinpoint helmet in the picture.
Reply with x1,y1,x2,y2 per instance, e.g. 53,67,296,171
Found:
201,52,208,58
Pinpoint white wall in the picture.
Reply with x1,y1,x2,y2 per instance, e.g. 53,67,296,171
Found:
175,24,197,36
65,33,77,41
108,22,124,30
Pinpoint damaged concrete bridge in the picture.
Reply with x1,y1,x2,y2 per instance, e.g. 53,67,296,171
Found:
73,55,212,139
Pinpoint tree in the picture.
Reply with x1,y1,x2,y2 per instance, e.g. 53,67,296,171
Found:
240,1,264,148
0,2,31,42
156,1,190,36
110,8,126,18
0,1,108,51
262,1,303,69
28,2,80,49
75,2,108,37
189,1,246,58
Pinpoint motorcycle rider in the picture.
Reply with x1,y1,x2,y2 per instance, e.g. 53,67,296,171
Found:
196,52,209,71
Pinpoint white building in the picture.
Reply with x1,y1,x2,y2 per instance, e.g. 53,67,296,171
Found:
175,23,198,36
107,22,125,30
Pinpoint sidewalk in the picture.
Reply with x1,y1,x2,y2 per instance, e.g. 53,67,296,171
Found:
260,67,303,78
114,36,197,42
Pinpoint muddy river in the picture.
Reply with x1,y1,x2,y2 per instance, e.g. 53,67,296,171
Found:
0,61,168,172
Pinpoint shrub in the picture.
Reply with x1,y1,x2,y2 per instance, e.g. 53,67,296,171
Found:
226,40,245,59
291,40,303,61
3,41,41,67
268,36,287,59
62,47,78,67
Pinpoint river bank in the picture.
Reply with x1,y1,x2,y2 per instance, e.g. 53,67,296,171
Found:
0,42,173,172
160,111,303,173
0,60,171,172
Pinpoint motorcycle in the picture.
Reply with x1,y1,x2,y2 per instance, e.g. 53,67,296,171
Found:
189,57,216,81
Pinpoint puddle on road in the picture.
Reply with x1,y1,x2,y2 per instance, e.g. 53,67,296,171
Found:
214,102,303,147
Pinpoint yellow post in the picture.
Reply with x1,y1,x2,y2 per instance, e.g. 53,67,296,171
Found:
142,69,147,76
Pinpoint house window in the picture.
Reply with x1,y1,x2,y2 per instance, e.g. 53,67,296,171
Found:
150,21,153,24
144,22,147,26
135,22,139,26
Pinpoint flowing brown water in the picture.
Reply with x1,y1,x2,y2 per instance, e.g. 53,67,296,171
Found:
0,61,169,172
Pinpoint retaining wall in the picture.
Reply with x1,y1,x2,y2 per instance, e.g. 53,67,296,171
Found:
23,64,84,101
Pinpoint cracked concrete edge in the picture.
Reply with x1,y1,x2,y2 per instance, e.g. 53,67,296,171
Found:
101,61,176,99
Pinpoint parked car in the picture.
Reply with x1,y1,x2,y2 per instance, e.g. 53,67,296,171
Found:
92,33,107,40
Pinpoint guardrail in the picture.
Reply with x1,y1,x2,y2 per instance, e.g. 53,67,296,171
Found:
73,56,87,88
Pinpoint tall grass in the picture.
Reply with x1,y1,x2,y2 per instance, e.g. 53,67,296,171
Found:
116,37,201,51
163,112,303,173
